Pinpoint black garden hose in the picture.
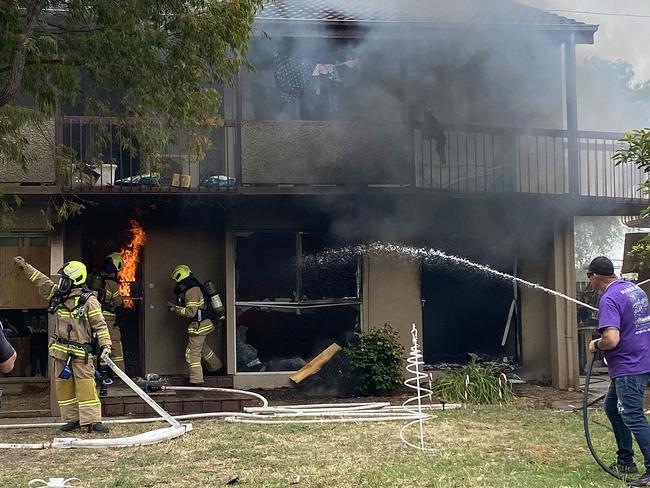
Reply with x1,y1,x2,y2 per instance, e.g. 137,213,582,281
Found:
583,351,627,482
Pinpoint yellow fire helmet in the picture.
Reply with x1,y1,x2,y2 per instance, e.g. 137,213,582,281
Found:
57,260,87,293
171,264,192,283
106,252,124,272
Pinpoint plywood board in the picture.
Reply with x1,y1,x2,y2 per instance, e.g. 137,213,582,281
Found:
0,247,50,309
290,343,342,384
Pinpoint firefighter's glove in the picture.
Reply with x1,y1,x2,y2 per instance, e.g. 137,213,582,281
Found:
167,302,176,313
13,256,26,270
100,345,112,360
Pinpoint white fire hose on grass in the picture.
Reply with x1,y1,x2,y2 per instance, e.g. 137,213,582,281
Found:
1,343,459,451
0,352,192,449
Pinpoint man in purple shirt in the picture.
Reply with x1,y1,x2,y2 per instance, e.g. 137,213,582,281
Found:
0,321,16,374
588,256,650,486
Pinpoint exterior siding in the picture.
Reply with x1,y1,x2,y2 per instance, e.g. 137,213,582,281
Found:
241,120,413,185
0,119,56,184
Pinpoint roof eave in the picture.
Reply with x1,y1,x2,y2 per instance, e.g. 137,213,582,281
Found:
253,18,598,44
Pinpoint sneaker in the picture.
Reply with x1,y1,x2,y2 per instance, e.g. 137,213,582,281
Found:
629,472,650,487
87,423,109,434
60,421,80,432
609,461,639,474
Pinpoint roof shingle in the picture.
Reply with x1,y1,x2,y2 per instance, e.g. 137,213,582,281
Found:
256,0,592,28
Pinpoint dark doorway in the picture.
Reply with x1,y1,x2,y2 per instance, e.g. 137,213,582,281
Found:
421,264,519,364
80,216,145,377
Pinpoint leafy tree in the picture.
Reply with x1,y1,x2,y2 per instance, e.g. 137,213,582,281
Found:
578,57,650,131
614,129,650,268
574,216,627,274
0,0,264,228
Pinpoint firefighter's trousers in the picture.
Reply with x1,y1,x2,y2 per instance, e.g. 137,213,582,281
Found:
186,334,222,384
107,322,125,372
54,356,102,425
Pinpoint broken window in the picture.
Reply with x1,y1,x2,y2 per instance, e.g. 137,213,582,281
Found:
235,231,360,373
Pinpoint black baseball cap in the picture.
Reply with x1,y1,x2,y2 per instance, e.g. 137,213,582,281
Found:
586,256,615,276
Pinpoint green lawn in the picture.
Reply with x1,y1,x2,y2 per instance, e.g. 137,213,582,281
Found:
0,406,634,487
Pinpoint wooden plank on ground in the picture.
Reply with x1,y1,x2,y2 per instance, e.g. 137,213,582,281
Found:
290,342,342,384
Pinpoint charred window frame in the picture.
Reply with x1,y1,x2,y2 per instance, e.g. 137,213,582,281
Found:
234,231,361,373
0,233,50,247
235,231,360,302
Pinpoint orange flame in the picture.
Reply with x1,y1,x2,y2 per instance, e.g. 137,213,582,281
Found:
118,220,147,308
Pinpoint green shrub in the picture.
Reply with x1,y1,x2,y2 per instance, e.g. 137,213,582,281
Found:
345,323,405,396
431,361,515,405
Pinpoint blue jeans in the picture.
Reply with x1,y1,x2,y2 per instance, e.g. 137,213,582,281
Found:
604,374,650,471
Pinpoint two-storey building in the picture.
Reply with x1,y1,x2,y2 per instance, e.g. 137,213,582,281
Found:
1,0,645,402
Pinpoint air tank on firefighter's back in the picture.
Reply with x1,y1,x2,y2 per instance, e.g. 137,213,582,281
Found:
87,273,106,302
204,280,225,317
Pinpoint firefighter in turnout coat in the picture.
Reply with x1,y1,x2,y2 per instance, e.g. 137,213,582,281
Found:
14,256,112,433
169,265,223,384
101,252,125,371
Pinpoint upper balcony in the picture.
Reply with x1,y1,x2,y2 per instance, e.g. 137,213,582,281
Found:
52,115,647,205
49,20,646,204
4,8,644,204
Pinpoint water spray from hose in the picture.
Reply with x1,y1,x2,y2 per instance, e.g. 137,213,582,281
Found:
307,243,598,311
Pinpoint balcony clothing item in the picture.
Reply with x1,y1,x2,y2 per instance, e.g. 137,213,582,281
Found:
20,261,111,426
172,282,222,384
0,328,15,364
273,52,314,103
312,64,342,84
598,280,650,379
604,374,650,473
422,108,448,165
102,276,125,371
337,59,361,88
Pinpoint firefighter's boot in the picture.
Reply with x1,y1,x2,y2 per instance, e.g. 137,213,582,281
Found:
87,422,109,434
60,421,81,432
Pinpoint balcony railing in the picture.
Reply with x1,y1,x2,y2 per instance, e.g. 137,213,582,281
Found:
57,116,648,202
414,124,647,201
57,116,239,192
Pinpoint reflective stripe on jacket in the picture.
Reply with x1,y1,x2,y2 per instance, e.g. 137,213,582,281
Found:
23,263,112,361
172,286,214,336
102,277,123,324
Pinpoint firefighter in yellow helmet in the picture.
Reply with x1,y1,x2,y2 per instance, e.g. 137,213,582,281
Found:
168,264,223,384
99,252,125,372
13,256,112,433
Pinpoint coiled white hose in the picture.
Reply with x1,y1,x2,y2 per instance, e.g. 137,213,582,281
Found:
399,324,436,451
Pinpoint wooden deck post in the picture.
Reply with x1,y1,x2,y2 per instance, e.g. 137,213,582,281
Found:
564,33,580,195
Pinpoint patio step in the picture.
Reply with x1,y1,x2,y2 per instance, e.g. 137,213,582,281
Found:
100,376,256,417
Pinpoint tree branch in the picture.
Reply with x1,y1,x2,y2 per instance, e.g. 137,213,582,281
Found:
44,21,104,34
0,58,66,74
0,0,46,108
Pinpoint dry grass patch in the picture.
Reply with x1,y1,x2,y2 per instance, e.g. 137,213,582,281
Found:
0,406,629,487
